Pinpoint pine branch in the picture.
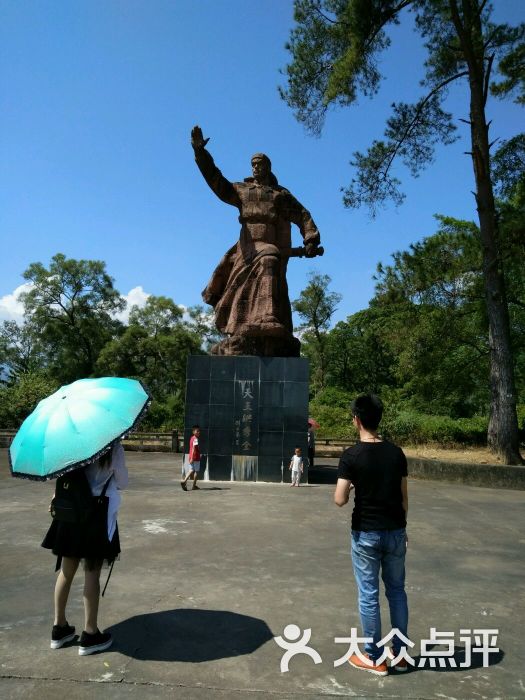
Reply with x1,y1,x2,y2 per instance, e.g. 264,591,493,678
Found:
475,0,489,20
313,5,339,26
449,0,469,48
362,0,415,54
381,71,469,180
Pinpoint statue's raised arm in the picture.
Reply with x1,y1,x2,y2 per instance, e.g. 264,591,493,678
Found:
191,125,240,208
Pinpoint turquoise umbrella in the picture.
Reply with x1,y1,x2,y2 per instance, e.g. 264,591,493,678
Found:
9,377,151,481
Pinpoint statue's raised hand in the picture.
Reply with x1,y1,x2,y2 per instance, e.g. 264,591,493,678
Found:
191,125,210,151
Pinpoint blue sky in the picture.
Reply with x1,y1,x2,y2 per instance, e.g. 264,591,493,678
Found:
1,0,523,326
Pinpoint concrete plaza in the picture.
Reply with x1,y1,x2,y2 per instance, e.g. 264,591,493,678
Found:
1,448,523,699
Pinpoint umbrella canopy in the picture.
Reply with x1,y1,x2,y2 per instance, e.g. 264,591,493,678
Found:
308,418,320,430
9,377,151,481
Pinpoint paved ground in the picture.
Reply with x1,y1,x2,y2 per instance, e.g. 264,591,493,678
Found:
1,448,524,699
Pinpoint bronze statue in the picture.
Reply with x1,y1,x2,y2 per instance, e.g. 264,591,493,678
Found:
191,125,323,357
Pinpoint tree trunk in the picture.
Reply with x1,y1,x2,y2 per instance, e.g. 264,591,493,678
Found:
315,329,327,390
467,59,523,464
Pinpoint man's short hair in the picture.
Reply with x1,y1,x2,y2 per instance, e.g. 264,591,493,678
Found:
351,394,383,431
191,424,200,431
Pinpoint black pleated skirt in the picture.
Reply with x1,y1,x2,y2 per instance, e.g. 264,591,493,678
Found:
42,513,120,571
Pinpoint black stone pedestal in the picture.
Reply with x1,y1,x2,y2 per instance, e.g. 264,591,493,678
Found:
184,356,309,482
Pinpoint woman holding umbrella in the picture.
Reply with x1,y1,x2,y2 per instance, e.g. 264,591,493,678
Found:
42,439,128,655
9,377,151,656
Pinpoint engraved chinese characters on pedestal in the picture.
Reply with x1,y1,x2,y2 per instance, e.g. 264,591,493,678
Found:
237,380,255,453
232,377,259,481
191,125,324,357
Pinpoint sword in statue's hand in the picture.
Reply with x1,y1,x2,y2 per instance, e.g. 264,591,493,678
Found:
281,245,325,258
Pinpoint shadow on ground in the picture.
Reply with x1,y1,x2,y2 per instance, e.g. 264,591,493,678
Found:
308,463,338,485
107,608,274,662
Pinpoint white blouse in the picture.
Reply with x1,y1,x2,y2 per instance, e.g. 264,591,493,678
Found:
84,442,128,540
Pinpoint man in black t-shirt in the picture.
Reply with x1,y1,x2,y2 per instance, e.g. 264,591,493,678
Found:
334,394,409,676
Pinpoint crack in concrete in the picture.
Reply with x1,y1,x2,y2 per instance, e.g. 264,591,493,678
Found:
0,674,471,698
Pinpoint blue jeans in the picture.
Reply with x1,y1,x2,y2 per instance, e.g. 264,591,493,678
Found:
351,528,408,660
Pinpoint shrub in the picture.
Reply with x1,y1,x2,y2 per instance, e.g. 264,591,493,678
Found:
311,386,353,409
310,395,489,446
380,411,487,446
0,372,59,428
517,404,525,440
309,403,357,440
141,393,185,431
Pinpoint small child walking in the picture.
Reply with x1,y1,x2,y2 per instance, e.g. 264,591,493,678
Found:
289,446,304,487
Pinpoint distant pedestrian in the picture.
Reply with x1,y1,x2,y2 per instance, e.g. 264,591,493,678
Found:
289,446,304,487
334,394,409,676
307,425,316,469
181,425,201,491
42,440,128,656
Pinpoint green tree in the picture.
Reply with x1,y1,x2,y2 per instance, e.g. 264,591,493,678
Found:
293,272,342,390
185,304,225,352
128,295,184,335
96,295,202,428
492,136,525,408
372,217,490,415
326,309,397,394
21,253,124,383
0,371,59,428
281,0,524,463
0,320,44,382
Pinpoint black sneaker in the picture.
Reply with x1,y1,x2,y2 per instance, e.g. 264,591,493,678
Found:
50,623,76,649
78,630,113,656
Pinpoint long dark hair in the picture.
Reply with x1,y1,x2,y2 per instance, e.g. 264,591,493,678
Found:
98,444,114,469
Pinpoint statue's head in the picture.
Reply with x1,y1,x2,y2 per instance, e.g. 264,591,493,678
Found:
251,153,278,187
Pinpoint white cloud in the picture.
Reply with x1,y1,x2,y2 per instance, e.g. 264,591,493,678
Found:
113,286,151,323
180,304,192,323
0,283,34,324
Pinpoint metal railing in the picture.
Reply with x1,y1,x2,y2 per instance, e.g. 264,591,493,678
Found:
122,431,183,453
0,429,352,455
0,429,184,452
0,430,15,448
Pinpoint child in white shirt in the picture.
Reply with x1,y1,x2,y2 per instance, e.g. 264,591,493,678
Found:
289,446,304,487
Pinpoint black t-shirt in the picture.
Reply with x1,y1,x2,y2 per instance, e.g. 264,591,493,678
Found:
337,440,408,531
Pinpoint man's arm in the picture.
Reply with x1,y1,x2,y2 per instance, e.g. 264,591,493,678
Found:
191,126,240,207
401,476,408,547
401,476,408,516
334,478,353,507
